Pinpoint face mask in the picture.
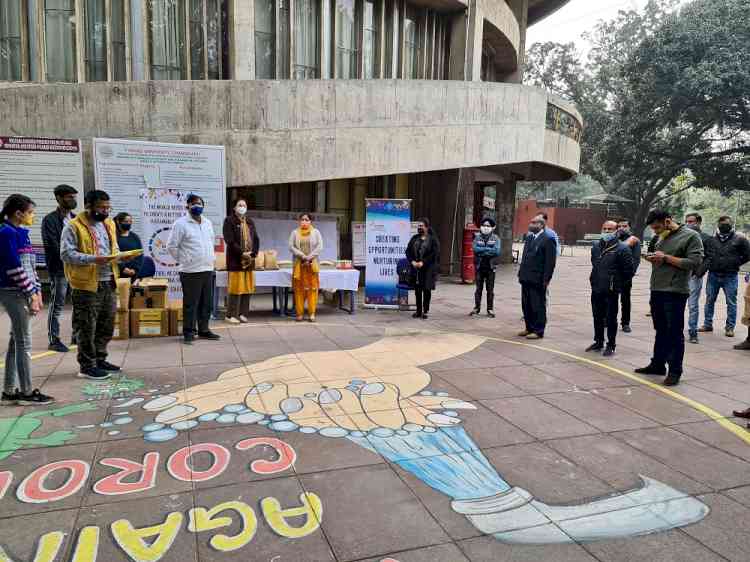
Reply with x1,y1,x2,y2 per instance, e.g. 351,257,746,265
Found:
120,223,132,232
62,200,77,211
235,206,247,216
480,226,493,235
190,205,204,216
528,226,541,234
417,227,426,235
718,224,732,234
618,228,630,238
687,224,701,232
601,232,617,243
92,211,108,222
20,213,34,226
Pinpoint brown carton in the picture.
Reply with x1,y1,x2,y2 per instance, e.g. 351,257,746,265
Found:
130,309,169,338
131,278,169,309
169,307,184,336
116,278,131,311
112,310,130,340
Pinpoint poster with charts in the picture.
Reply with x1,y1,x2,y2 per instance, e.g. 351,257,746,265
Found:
0,137,84,256
93,138,226,235
364,199,412,308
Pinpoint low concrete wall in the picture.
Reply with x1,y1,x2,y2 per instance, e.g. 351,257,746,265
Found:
0,79,580,186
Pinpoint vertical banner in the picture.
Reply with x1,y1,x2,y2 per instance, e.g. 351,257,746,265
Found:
140,189,189,300
364,199,412,308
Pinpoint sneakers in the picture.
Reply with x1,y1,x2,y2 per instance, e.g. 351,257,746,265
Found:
198,331,221,340
526,333,542,340
725,328,735,338
697,326,713,333
48,340,70,353
603,346,616,357
634,364,666,376
487,310,495,318
225,317,241,324
733,339,750,350
1,390,19,405
621,325,632,333
663,374,681,386
239,315,249,323
517,330,531,337
97,360,121,372
585,342,604,352
469,308,480,316
77,367,111,380
689,333,699,344
17,389,55,405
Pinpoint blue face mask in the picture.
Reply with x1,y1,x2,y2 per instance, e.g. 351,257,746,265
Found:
190,205,204,216
601,232,617,243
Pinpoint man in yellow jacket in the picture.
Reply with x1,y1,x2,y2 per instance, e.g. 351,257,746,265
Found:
61,190,120,380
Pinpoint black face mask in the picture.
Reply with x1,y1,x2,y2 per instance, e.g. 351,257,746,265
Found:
120,223,132,232
417,227,425,235
718,224,732,234
618,230,630,240
92,211,108,222
63,200,77,211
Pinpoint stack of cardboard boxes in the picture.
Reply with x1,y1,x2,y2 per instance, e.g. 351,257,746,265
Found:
112,278,185,339
114,278,131,340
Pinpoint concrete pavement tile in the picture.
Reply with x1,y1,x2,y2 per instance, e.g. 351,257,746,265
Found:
481,442,616,505
596,386,710,425
0,441,97,518
537,362,632,390
458,536,598,562
546,434,710,497
460,402,536,450
85,433,191,505
539,391,659,432
76,491,198,562
434,370,526,400
672,383,750,414
680,493,750,562
193,478,336,562
481,396,599,440
360,543,471,562
614,427,750,490
0,508,79,561
284,428,386,475
491,364,578,394
122,345,183,369
722,485,750,508
583,529,726,562
182,342,243,366
681,351,750,376
687,376,750,404
299,464,449,561
674,420,750,462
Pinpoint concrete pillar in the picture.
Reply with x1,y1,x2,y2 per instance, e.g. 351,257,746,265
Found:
465,0,482,81
496,177,517,264
448,11,467,80
505,0,528,83
231,0,256,79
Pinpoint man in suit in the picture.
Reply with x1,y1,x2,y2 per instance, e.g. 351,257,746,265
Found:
518,216,557,339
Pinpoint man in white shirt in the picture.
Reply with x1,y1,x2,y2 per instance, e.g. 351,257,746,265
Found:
167,194,220,344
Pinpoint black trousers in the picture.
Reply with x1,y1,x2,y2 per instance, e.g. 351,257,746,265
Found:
521,282,547,336
475,269,496,311
592,290,620,347
650,290,689,377
180,271,214,336
415,287,432,315
620,280,632,327
71,281,115,370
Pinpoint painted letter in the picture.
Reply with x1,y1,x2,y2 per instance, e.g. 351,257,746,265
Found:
261,493,322,538
71,527,100,562
111,513,183,562
0,531,64,562
188,500,258,552
235,438,296,475
167,444,230,482
17,460,90,504
0,471,11,499
94,453,159,496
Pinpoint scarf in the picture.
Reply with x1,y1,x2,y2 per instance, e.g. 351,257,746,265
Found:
717,231,734,243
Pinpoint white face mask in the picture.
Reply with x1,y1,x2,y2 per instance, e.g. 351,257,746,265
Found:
480,226,493,235
235,206,247,216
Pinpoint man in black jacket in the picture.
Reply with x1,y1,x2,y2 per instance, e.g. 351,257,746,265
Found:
518,217,557,340
698,216,750,338
587,220,635,356
41,184,78,353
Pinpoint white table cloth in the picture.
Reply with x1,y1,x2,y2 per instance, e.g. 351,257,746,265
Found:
215,269,359,291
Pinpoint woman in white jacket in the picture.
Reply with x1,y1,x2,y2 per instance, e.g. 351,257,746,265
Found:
288,213,323,321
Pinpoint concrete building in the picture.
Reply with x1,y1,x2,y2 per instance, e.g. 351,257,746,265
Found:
0,0,581,268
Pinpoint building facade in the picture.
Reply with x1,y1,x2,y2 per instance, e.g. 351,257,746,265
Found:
0,0,581,268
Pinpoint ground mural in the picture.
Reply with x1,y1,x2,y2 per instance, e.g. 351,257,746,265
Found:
0,330,711,560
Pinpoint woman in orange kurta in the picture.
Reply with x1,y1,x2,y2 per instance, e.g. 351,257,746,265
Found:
288,213,323,322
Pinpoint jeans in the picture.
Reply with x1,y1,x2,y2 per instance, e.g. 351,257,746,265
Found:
703,272,739,330
592,291,620,347
47,274,68,344
620,280,632,327
650,291,688,377
180,271,214,336
687,275,704,335
0,289,33,394
521,282,547,336
72,282,116,370
475,269,496,311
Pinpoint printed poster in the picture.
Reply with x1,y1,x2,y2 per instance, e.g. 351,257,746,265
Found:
364,199,411,308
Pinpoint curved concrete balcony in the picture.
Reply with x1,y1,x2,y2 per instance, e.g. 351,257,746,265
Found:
0,80,581,184
481,0,522,72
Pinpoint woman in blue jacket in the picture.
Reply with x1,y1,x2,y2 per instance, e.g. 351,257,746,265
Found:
0,194,54,405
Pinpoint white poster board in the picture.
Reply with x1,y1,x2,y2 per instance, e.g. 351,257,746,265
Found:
93,138,226,234
0,137,84,253
249,216,338,262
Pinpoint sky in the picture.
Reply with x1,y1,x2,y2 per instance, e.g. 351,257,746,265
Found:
526,0,691,51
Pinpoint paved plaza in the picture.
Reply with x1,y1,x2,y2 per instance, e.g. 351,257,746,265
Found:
1,250,749,562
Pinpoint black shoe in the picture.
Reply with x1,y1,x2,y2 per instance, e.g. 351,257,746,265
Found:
734,339,750,350
1,389,19,405
48,341,70,353
585,342,604,352
421,314,429,320
412,312,422,319
77,367,111,380
689,333,699,344
198,331,221,340
470,308,480,316
487,310,495,318
97,360,121,372
183,334,195,345
634,364,666,376
697,326,713,333
621,325,632,333
663,374,681,386
17,389,55,405
603,346,616,357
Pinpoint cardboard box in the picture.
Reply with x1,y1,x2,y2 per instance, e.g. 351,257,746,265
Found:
131,278,169,309
116,278,131,311
112,310,129,340
168,307,184,336
130,309,169,338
